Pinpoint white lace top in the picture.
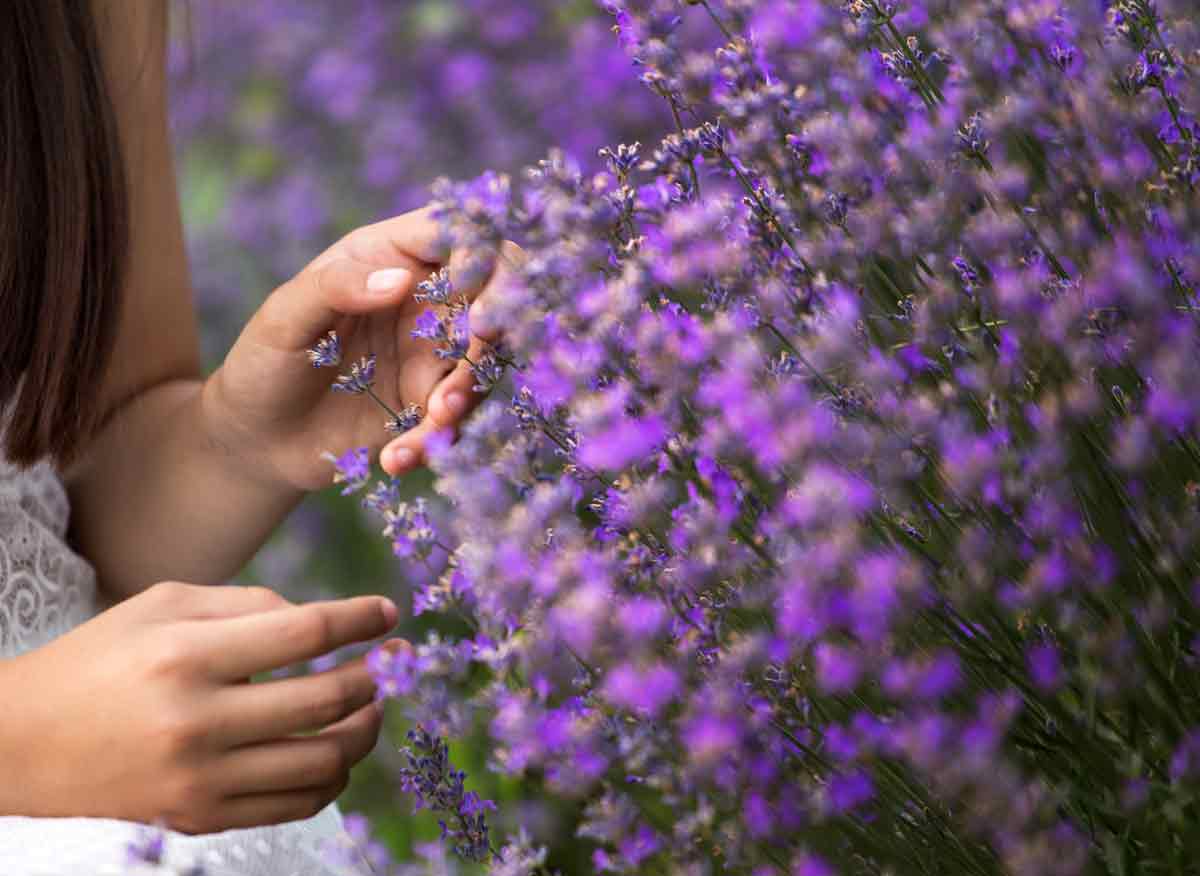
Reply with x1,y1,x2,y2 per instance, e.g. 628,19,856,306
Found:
0,455,362,876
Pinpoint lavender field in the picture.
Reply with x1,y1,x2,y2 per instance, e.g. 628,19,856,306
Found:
170,1,1200,874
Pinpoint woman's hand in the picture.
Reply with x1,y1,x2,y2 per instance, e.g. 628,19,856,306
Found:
202,206,520,492
0,581,402,834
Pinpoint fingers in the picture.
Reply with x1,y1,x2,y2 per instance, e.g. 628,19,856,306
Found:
189,784,345,834
378,242,523,477
252,255,424,351
380,417,455,477
214,700,382,797
468,240,524,343
344,205,451,266
427,331,491,428
211,652,382,746
194,698,380,831
377,335,481,477
203,596,399,681
422,244,522,423
141,581,293,622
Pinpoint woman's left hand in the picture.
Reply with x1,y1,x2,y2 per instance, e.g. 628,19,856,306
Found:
201,206,519,493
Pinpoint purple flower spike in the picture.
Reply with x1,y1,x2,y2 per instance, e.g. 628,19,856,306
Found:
322,446,371,495
386,402,424,434
412,308,448,342
307,329,342,368
331,354,377,394
398,727,495,863
416,266,455,305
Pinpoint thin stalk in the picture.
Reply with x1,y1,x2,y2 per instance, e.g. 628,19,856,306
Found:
697,0,735,43
661,87,702,199
364,385,403,423
761,322,841,399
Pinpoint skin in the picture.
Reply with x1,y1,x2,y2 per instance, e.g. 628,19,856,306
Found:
0,2,516,833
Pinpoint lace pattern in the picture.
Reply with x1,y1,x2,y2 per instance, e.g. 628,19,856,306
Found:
0,457,98,659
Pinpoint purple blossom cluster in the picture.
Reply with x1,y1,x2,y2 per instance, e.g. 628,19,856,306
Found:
169,0,674,360
396,727,497,863
316,0,1200,873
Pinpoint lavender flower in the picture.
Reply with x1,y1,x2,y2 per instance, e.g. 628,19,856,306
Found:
322,446,370,495
210,0,1200,873
415,266,455,305
307,330,342,368
386,402,424,435
381,497,440,561
331,354,377,395
398,727,496,863
412,307,472,362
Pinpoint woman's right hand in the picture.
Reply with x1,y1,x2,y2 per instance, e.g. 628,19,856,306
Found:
0,580,401,834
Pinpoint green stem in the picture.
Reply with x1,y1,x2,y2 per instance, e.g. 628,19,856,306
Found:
661,88,702,199
697,0,735,43
364,386,403,424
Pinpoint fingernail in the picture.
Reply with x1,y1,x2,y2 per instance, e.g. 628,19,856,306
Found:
389,447,416,470
445,392,468,416
374,698,387,718
379,597,399,627
366,267,411,295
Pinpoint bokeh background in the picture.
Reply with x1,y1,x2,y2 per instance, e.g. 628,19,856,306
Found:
166,1,671,866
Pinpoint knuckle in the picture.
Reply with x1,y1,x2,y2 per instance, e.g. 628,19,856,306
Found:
148,580,189,604
313,259,351,307
172,767,214,806
152,705,205,754
158,773,218,835
314,740,348,782
245,585,288,611
282,608,333,655
147,635,200,679
308,675,353,726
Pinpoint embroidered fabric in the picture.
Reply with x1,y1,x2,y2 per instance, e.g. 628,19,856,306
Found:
0,455,365,876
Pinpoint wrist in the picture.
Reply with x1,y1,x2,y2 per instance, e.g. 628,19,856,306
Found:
198,369,306,500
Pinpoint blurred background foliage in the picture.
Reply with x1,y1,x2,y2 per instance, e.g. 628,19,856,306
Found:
167,0,669,866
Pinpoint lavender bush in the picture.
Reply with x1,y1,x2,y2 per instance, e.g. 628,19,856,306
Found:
309,0,1200,873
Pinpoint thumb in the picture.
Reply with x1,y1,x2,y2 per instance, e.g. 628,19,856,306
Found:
250,255,424,351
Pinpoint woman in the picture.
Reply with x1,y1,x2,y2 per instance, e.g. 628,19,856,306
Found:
0,2,513,873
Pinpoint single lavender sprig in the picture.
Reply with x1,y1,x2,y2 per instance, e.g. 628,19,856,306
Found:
332,355,377,395
322,446,371,495
398,727,497,864
415,266,455,305
386,403,424,435
382,497,441,560
411,306,471,361
307,330,343,368
307,334,425,434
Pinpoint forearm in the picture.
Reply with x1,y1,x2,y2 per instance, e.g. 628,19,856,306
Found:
65,378,304,602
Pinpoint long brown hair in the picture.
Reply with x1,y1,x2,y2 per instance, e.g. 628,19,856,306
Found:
0,0,129,467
